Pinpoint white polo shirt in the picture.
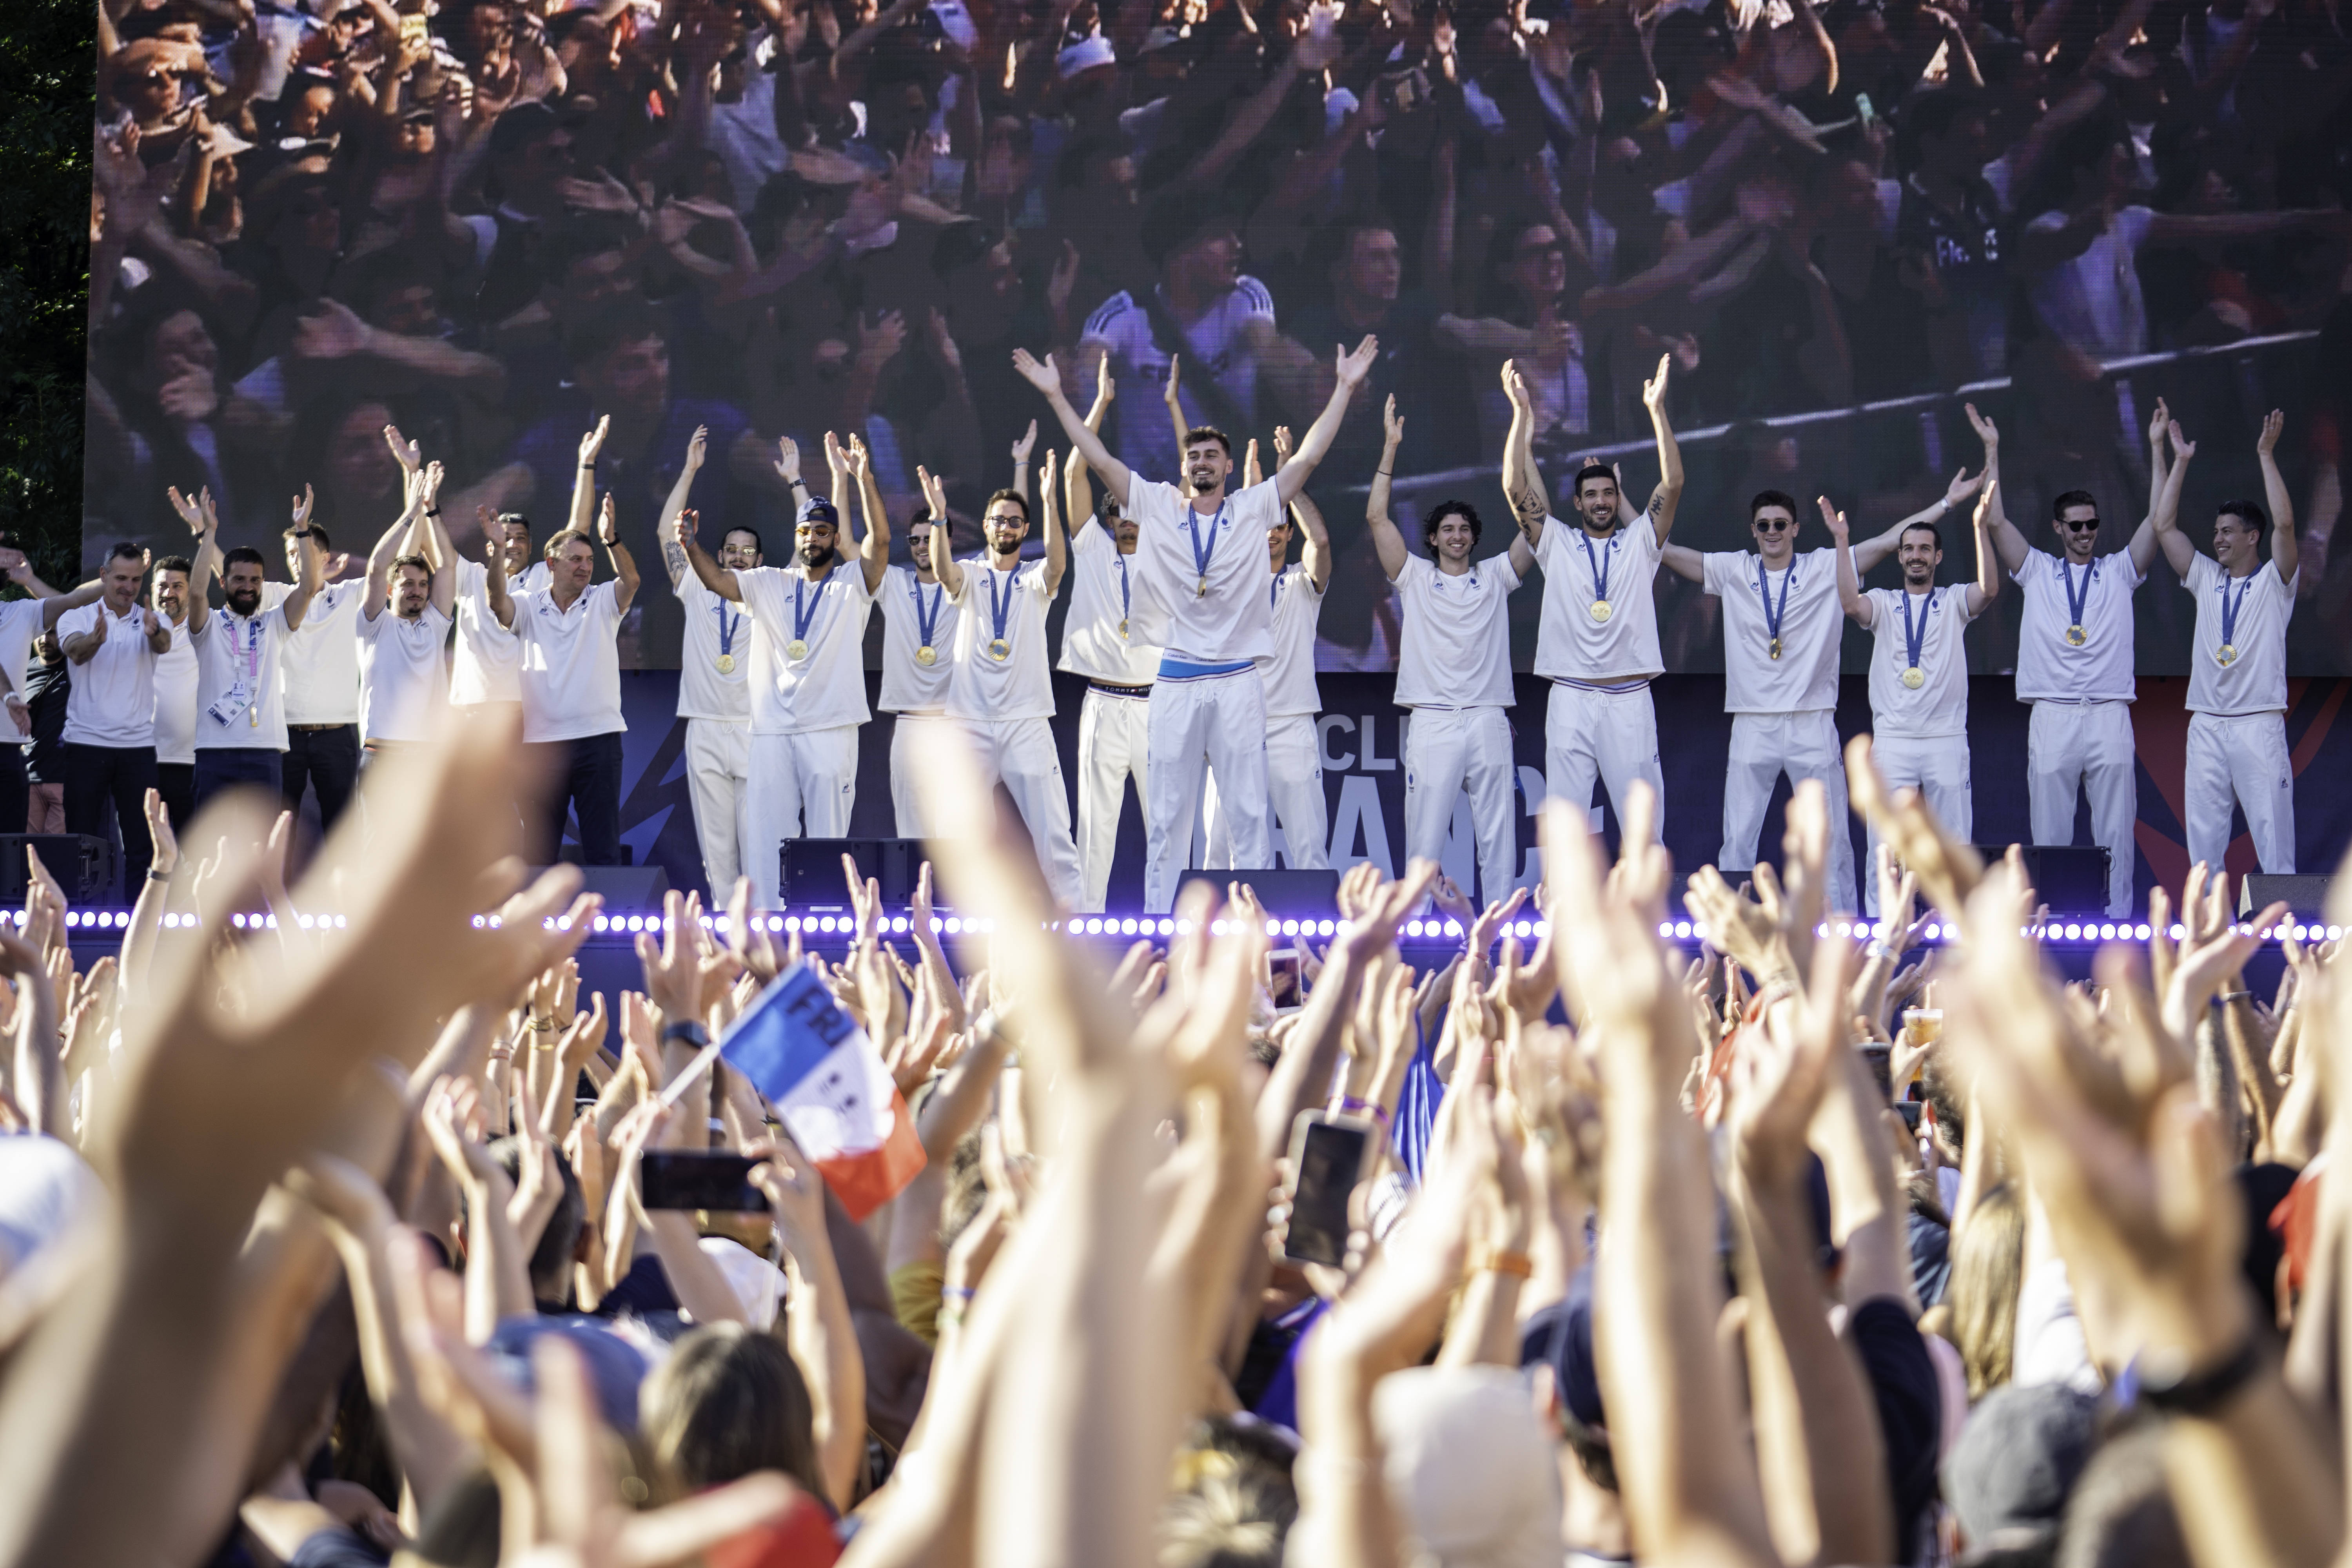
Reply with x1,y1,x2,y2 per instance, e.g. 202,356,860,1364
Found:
1534,515,1664,683
267,578,364,724
56,601,163,748
2013,549,2142,705
2184,555,2297,717
877,564,957,715
451,559,551,706
1058,521,1160,684
153,616,197,765
675,568,751,723
1124,475,1285,664
1262,564,1325,718
1395,553,1520,710
504,581,626,743
1864,586,1979,739
359,604,453,742
1703,548,1842,714
191,603,297,751
946,558,1056,724
736,563,874,736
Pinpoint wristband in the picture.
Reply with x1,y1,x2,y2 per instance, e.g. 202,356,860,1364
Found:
2211,990,2252,1006
1337,1095,1390,1128
425,506,441,517
528,1016,557,1033
940,1285,976,1301
147,867,172,882
1474,1249,1535,1279
579,461,597,471
2131,1334,2265,1417
663,1018,712,1049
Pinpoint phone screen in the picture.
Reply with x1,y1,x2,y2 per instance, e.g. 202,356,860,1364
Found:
640,1151,768,1212
1269,948,1302,1010
1284,1115,1371,1267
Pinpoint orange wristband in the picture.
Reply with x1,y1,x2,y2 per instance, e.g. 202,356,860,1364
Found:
1477,1249,1535,1278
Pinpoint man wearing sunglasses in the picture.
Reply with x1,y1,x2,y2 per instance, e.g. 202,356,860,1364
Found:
1974,401,2170,919
1660,479,1965,915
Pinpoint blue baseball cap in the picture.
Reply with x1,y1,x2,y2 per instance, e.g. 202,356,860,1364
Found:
796,496,840,527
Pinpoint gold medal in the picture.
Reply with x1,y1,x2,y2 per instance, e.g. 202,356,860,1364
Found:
715,653,737,674
1901,666,1926,689
2065,624,2087,646
249,705,260,727
1767,637,1782,661
1118,617,1128,638
916,644,937,666
988,637,1010,661
1196,574,1208,598
2216,643,2239,667
1589,600,1613,624
785,639,809,662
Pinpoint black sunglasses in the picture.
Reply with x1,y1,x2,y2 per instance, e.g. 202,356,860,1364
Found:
2059,517,2100,532
1753,517,1792,532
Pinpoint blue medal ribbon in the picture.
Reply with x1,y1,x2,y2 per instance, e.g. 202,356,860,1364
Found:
2060,556,2092,632
2219,570,2253,651
1757,557,1793,649
1899,589,1938,672
1580,531,1614,604
1117,552,1131,631
717,600,739,660
985,564,1016,647
912,578,942,648
791,574,824,645
1187,500,1228,593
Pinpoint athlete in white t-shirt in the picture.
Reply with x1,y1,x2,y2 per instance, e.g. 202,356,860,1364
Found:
483,490,641,865
878,501,962,841
270,517,368,838
1371,395,1531,904
1976,399,2169,917
1830,480,2002,912
921,457,1082,906
181,485,326,813
56,541,172,898
658,426,761,896
357,459,455,757
1060,361,1161,911
1658,477,1941,915
1016,335,1379,911
1505,356,1683,839
673,432,890,905
2153,410,2301,880
149,555,199,832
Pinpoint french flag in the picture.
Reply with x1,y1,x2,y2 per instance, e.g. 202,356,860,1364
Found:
720,962,927,1221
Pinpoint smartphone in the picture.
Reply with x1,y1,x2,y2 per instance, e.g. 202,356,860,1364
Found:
1854,92,1876,128
1896,1101,1923,1132
1269,947,1303,1010
1283,1112,1373,1267
641,1151,768,1212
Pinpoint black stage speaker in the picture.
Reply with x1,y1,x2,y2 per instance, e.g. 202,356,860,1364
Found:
532,864,670,907
0,835,117,904
786,838,925,906
1974,844,2107,912
1178,867,1344,914
2240,874,2335,921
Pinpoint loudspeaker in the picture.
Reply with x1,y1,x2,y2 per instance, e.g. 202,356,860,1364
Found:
2240,874,2335,920
1975,844,2107,912
785,838,925,906
0,835,117,904
1178,867,1344,913
532,864,671,907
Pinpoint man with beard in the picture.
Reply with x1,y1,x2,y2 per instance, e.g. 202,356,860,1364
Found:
0,534,100,840
56,542,172,898
1059,362,1160,911
358,462,455,763
149,554,199,832
659,426,762,898
877,496,962,843
268,503,367,839
183,486,327,813
483,493,641,867
673,434,891,907
921,457,1083,909
1830,477,2002,913
1016,334,1378,913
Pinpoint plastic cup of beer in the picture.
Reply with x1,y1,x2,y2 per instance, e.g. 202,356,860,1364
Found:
1901,1009,1943,1053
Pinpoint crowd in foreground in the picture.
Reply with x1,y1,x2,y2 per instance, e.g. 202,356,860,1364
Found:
1,706,2350,1568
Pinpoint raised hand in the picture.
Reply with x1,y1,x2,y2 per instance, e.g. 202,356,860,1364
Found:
578,414,611,467
2146,396,2169,450
1334,335,1381,387
1942,465,1987,508
1094,345,1114,407
1641,351,1671,410
1272,425,1295,466
595,493,618,545
1162,352,1183,407
1381,392,1404,448
2257,408,2285,457
290,484,316,533
774,435,801,486
1817,494,1850,546
1011,346,1061,395
684,424,708,473
167,485,210,537
1964,401,2000,453
1011,418,1038,465
383,423,422,475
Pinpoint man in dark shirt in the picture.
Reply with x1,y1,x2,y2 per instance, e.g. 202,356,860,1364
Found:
22,632,69,832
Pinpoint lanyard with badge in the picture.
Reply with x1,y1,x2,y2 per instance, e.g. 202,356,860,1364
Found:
1898,590,1937,689
787,574,822,662
1581,532,1616,622
205,612,266,728
2216,571,2252,666
2059,557,2092,646
984,566,1015,660
1757,557,1794,661
1116,552,1132,638
1188,500,1228,598
913,577,944,666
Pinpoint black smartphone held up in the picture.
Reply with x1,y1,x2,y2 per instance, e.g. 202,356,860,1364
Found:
1282,1111,1373,1267
1269,947,1303,1011
1896,1101,1923,1132
640,1151,768,1212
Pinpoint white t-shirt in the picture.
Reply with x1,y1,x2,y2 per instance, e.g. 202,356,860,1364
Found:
359,604,453,742
153,617,197,765
675,568,752,723
1058,521,1160,684
1082,279,1276,486
451,559,551,706
2184,554,2297,716
1394,553,1521,710
1864,586,1980,738
877,564,958,715
1702,548,1842,714
191,603,297,751
2013,548,2143,704
0,599,47,701
736,564,874,736
946,558,1056,723
504,582,626,743
1125,476,1285,664
56,603,163,748
268,578,363,724
1262,564,1325,717
1534,515,1664,683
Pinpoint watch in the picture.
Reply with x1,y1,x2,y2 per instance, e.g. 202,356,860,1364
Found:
2132,1335,2266,1417
662,1019,712,1050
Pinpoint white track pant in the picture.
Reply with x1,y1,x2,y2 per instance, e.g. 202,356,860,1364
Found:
1074,687,1150,913
1721,710,1857,915
2185,710,2296,877
747,726,858,907
2027,700,2138,917
1864,733,1971,914
963,717,1083,909
1405,707,1517,905
1146,669,1269,912
684,717,755,899
889,712,954,840
1543,681,1664,838
1202,713,1329,873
